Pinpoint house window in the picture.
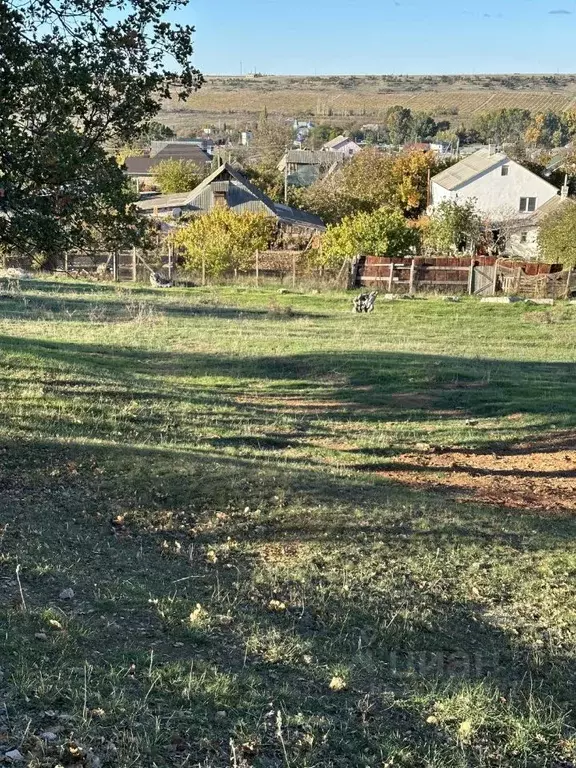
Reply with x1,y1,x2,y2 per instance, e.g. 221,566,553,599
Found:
501,165,509,176
520,231,528,243
519,197,537,213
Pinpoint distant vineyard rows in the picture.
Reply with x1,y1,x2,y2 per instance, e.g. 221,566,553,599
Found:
160,88,576,122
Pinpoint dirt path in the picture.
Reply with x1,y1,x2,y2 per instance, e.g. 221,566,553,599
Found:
373,433,576,513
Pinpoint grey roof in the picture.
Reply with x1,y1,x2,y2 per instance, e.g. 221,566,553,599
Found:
544,146,574,173
124,156,157,175
135,163,325,230
184,163,277,216
136,192,193,212
431,148,509,191
529,193,573,224
278,149,347,171
150,140,213,156
274,203,325,229
123,146,211,176
322,134,356,150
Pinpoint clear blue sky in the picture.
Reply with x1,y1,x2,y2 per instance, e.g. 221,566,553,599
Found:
181,0,576,75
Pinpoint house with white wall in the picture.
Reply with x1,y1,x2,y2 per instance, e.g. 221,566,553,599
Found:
321,135,361,157
430,147,563,258
507,195,572,259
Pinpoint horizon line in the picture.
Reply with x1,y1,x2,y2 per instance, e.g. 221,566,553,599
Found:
201,71,576,78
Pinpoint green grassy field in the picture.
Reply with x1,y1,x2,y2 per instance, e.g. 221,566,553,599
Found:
1,278,575,767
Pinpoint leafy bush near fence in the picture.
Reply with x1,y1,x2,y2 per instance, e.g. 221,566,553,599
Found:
321,207,420,264
172,208,275,276
538,200,576,267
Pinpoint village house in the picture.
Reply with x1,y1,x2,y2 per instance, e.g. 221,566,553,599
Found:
430,147,565,258
506,195,572,259
136,163,325,240
123,141,212,191
321,135,362,156
277,149,347,187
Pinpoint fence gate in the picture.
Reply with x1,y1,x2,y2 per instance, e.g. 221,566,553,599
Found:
473,265,496,295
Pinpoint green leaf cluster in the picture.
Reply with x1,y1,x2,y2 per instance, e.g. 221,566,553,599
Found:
538,202,576,267
424,200,482,255
173,209,276,276
153,160,203,194
322,208,419,266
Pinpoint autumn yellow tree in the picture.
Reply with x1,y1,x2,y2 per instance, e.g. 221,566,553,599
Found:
153,160,203,194
172,209,275,276
297,148,446,224
388,150,440,213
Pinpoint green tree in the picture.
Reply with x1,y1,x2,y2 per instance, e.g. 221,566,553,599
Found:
153,160,202,194
385,106,414,146
525,112,567,148
538,201,576,266
321,208,419,266
473,109,531,145
0,0,202,264
244,166,285,202
173,209,275,276
297,148,448,225
424,200,482,254
410,112,438,142
142,122,177,143
306,125,345,148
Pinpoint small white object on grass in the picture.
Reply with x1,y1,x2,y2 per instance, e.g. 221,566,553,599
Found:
480,296,522,304
59,588,75,600
4,749,24,761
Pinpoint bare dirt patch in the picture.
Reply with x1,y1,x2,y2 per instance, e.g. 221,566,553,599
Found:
369,433,576,513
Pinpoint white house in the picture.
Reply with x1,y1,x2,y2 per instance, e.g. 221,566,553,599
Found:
507,195,572,259
430,147,563,258
321,135,362,157
431,147,560,222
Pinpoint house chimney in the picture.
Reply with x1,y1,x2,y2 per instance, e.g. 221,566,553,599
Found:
561,173,570,199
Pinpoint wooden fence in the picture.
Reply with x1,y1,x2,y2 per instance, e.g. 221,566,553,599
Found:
57,247,175,283
357,255,570,298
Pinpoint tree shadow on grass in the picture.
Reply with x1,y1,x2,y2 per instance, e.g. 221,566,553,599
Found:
0,289,328,322
1,435,575,766
1,335,575,443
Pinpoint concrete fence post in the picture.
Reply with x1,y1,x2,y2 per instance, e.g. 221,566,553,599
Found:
467,258,475,295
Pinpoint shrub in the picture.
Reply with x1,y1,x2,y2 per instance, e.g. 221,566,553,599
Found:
153,160,202,194
538,201,576,266
321,208,419,266
173,209,275,276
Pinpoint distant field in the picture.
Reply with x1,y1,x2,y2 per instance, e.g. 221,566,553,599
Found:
159,73,576,134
